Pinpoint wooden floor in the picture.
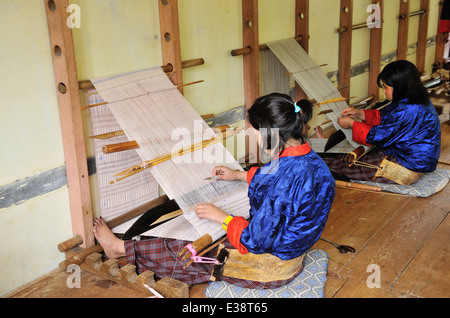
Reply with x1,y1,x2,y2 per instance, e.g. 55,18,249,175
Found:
6,122,449,299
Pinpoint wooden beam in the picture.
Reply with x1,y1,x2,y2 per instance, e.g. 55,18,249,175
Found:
158,0,183,92
338,0,353,99
398,0,410,60
369,0,383,100
44,0,94,248
435,1,448,68
242,0,260,109
295,0,309,101
416,0,430,74
241,0,260,165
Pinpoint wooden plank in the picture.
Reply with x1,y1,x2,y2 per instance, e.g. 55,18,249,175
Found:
314,192,410,272
368,0,383,100
242,0,260,108
158,0,183,92
416,0,430,74
5,268,146,298
397,0,410,60
434,1,447,68
44,0,94,248
242,0,260,165
333,183,449,297
295,0,309,101
338,0,353,99
392,214,450,298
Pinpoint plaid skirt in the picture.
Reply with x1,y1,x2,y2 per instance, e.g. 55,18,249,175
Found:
124,237,302,289
320,147,398,184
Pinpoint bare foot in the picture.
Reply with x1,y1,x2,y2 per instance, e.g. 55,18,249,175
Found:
93,217,126,259
315,126,325,139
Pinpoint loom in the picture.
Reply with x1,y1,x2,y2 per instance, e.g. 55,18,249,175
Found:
47,0,436,298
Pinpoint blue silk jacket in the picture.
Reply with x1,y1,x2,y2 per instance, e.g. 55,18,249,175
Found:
239,144,335,261
353,99,441,172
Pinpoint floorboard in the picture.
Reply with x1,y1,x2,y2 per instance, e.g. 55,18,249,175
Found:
5,122,449,299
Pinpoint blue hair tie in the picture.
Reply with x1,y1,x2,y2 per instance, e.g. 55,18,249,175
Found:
294,101,302,114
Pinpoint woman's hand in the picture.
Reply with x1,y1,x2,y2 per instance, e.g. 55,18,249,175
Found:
212,166,247,182
341,108,365,120
338,116,355,129
194,203,228,224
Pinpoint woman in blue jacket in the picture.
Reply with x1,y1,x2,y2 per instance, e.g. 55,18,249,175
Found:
197,93,336,261
94,93,336,289
326,60,441,182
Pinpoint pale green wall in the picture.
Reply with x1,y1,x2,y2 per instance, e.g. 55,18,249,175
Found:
0,0,73,296
0,0,441,296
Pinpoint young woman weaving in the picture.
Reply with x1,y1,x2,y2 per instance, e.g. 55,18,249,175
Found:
322,60,441,183
94,93,335,289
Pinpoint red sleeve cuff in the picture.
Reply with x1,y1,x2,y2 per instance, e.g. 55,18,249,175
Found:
364,110,381,126
247,167,259,185
227,216,249,255
352,121,373,146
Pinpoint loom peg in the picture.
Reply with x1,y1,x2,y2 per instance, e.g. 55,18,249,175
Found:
400,9,427,20
58,234,83,252
58,244,104,270
102,141,139,154
231,36,303,56
102,125,231,154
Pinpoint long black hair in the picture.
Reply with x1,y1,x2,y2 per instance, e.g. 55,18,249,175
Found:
377,60,430,105
247,93,313,154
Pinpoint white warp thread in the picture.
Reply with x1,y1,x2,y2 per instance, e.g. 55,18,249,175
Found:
91,68,250,241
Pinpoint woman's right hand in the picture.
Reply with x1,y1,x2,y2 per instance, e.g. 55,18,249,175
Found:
213,166,237,180
341,108,364,120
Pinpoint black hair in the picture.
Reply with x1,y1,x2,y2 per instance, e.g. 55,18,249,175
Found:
247,93,313,154
377,60,430,105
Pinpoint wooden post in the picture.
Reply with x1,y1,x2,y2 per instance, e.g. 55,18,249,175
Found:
435,1,448,68
416,0,430,74
44,0,94,248
242,0,260,165
242,0,260,108
158,0,183,92
338,0,353,99
369,0,383,100
295,0,309,101
398,0,410,61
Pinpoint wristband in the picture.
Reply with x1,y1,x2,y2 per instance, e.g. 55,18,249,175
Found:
222,214,235,231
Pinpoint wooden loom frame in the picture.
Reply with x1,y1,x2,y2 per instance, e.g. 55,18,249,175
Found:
44,0,443,296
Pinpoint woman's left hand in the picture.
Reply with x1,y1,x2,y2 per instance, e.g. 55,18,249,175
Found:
195,203,228,224
338,116,355,129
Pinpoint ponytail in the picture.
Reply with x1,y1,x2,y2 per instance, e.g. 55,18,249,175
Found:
247,93,313,153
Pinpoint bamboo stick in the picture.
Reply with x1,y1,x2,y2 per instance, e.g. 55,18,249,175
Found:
103,141,139,154
87,130,126,140
88,117,222,140
313,96,354,107
101,125,231,154
335,180,382,192
110,128,242,184
80,80,204,110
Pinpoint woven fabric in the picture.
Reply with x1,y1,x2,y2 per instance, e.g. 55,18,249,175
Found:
353,169,450,198
204,249,329,298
